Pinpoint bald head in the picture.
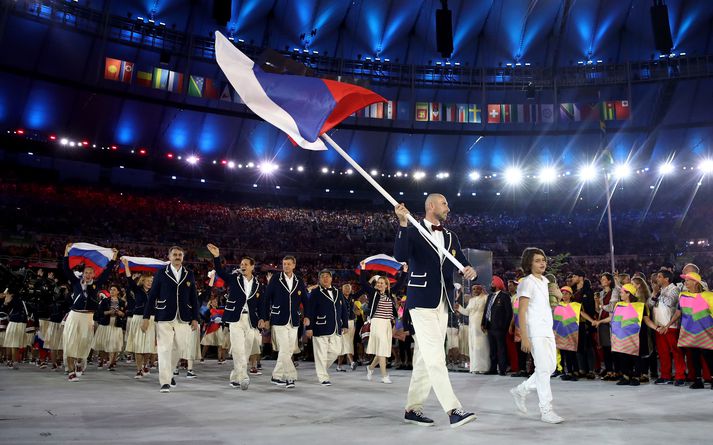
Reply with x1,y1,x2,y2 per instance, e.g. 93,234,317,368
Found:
425,193,449,222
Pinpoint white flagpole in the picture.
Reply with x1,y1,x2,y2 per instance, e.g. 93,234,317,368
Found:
321,133,466,272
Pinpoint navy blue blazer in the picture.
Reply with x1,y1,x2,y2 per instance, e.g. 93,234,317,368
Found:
214,257,262,327
4,296,28,323
143,265,200,323
127,279,149,318
393,221,471,312
261,272,307,327
63,256,115,312
305,286,349,337
94,298,126,327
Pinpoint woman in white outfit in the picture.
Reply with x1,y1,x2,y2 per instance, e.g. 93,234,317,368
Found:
456,284,490,373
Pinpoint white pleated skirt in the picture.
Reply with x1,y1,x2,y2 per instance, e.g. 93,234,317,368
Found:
127,315,156,354
341,319,355,355
63,311,95,359
366,318,392,357
3,322,27,348
44,321,64,350
200,328,225,346
93,321,124,353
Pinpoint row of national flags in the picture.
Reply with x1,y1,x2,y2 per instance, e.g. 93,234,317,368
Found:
104,57,243,102
105,57,631,123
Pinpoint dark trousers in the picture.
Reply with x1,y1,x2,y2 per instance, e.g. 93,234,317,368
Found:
689,348,713,380
487,329,508,374
615,352,639,378
398,337,413,365
561,350,579,374
602,347,614,372
577,324,595,373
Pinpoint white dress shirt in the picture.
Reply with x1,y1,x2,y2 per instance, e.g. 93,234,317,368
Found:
423,219,445,258
170,264,183,282
242,276,254,313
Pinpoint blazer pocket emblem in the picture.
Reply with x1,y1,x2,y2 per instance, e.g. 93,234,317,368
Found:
298,290,302,295
451,249,456,256
186,282,191,287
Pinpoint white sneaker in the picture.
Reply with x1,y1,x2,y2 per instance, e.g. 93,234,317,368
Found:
367,367,374,381
381,375,392,384
541,410,564,424
510,387,527,414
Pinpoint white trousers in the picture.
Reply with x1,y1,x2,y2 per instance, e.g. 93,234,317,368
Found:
272,324,298,380
156,320,191,386
313,333,342,382
228,314,253,383
406,299,462,413
516,336,557,412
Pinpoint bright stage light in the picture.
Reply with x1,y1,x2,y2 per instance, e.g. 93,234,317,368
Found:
658,162,675,175
613,163,631,180
297,166,304,172
260,162,278,174
227,161,235,169
60,138,68,145
186,155,199,165
370,169,378,176
539,167,557,183
468,171,481,181
321,167,329,174
346,169,353,175
413,171,426,180
436,172,449,179
699,159,713,174
504,167,523,185
578,164,597,182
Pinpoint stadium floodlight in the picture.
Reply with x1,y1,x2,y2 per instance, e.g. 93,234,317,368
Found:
436,172,450,179
658,162,675,175
260,162,278,174
504,167,523,185
468,171,481,181
370,169,378,176
346,168,353,175
297,165,304,172
321,167,329,174
227,161,235,169
186,155,199,165
613,163,631,180
413,171,426,180
699,159,713,174
539,167,557,183
578,164,598,182
395,171,403,177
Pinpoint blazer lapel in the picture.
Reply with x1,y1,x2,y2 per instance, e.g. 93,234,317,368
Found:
417,220,441,258
237,275,246,296
165,266,178,285
177,268,188,287
280,273,291,293
320,287,335,302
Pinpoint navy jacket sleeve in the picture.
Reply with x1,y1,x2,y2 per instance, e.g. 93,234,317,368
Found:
305,288,318,331
359,270,376,295
261,275,275,321
143,271,160,319
340,292,349,329
212,257,231,284
95,260,116,287
62,256,80,286
393,225,411,263
391,271,408,295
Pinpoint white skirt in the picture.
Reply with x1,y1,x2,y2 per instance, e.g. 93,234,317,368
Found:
221,326,231,350
366,318,392,357
201,328,225,346
25,332,35,348
3,322,27,348
186,327,201,360
63,311,95,359
341,319,355,355
129,315,156,354
93,322,124,353
250,329,261,355
44,322,64,350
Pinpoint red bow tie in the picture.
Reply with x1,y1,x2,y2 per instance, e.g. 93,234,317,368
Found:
431,225,444,232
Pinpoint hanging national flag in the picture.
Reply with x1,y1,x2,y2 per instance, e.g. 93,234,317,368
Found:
614,100,630,120
487,104,501,123
415,102,429,121
220,84,232,101
559,103,581,122
468,104,481,123
204,78,221,99
385,101,395,119
215,31,385,151
578,103,600,121
68,242,114,275
370,102,384,119
168,71,184,93
501,104,512,123
118,256,169,273
136,70,152,88
188,75,204,97
429,102,441,121
601,101,616,121
457,104,468,123
355,254,403,276
104,58,122,81
540,104,555,123
152,67,169,90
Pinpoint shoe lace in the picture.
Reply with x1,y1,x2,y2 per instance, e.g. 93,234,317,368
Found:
452,409,467,416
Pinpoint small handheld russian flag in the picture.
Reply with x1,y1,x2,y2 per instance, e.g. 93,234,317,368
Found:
356,254,403,276
215,31,386,150
119,256,169,273
207,270,225,288
68,242,114,275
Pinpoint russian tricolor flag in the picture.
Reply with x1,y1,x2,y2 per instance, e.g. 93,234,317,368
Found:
215,31,386,150
68,243,114,275
207,270,225,288
119,256,169,273
356,254,403,276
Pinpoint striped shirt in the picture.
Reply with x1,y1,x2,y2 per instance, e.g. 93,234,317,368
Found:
373,294,394,320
